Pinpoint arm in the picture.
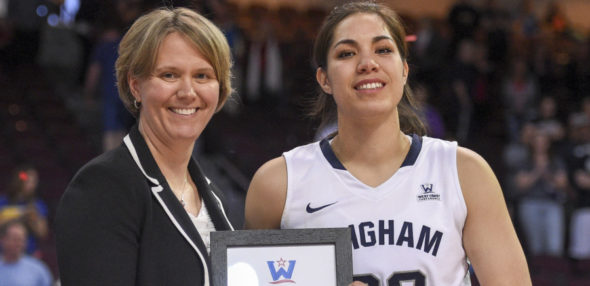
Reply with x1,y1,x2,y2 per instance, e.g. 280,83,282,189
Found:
458,147,531,285
244,157,287,229
514,159,543,192
549,169,568,190
23,203,48,240
55,164,143,285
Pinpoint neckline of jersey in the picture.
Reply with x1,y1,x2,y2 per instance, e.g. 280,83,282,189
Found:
319,134,423,171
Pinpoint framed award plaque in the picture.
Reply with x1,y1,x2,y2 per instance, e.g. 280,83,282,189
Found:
210,228,352,286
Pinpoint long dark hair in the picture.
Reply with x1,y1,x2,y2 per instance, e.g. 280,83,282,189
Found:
309,1,425,135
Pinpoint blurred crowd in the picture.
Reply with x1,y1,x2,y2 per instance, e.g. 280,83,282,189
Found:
0,0,589,285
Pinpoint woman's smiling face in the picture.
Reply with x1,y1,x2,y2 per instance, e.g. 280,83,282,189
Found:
130,32,219,144
317,13,408,120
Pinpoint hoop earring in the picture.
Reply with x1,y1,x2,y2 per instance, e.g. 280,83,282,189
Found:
133,99,141,110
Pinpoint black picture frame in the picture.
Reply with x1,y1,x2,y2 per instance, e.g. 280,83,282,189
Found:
211,228,352,286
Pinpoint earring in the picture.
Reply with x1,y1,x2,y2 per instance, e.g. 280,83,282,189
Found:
133,99,141,109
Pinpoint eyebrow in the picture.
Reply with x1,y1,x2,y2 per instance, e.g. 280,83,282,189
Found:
152,65,181,72
153,65,214,73
333,35,394,48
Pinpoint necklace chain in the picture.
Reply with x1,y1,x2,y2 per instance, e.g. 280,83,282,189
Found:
179,174,190,207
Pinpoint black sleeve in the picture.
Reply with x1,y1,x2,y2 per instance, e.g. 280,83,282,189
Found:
55,161,145,286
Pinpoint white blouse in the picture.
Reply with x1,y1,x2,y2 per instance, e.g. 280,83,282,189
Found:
187,201,216,253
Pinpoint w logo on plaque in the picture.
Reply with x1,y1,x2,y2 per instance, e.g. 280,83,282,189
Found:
266,257,296,284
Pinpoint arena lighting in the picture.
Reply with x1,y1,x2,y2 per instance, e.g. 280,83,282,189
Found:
61,0,80,25
47,14,59,27
8,104,20,116
36,5,48,17
405,34,417,42
39,0,79,26
18,171,28,182
15,120,27,132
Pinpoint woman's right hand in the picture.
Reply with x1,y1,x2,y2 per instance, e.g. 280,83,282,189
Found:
349,282,368,286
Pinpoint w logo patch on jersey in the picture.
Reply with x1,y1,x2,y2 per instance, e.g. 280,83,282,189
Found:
421,184,434,193
417,183,441,201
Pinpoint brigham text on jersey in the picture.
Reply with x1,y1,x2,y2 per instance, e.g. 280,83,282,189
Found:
349,220,443,256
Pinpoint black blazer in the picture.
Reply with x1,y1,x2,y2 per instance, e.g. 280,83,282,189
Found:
56,125,235,286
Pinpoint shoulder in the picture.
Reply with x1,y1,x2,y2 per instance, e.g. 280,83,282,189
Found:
456,147,495,187
250,156,287,190
456,147,488,172
244,156,287,229
69,147,138,190
455,147,503,206
33,199,48,216
56,146,148,240
22,256,51,275
283,141,320,160
417,136,457,156
59,146,146,214
414,136,458,165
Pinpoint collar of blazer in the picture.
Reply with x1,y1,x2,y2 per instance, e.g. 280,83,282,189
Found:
123,124,234,286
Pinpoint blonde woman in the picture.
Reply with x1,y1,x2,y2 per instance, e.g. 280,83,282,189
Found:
56,7,234,285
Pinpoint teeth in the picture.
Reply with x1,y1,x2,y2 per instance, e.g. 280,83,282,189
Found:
357,82,383,90
171,108,196,115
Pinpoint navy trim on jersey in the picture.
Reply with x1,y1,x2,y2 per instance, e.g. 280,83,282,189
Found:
401,134,422,167
320,139,346,170
319,134,423,170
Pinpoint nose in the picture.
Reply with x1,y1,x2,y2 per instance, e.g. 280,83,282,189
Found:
177,78,196,98
357,53,379,73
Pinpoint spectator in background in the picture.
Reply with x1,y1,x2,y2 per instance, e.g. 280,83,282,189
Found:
447,0,479,58
83,1,140,152
245,6,282,106
480,0,510,69
515,131,568,259
502,56,538,142
211,0,245,115
0,165,48,257
410,17,448,87
5,0,43,68
533,95,565,144
512,0,539,57
502,122,537,247
564,112,590,273
530,38,559,94
413,81,446,139
515,0,539,38
504,122,537,182
543,0,569,35
447,38,478,143
0,220,52,286
570,38,590,101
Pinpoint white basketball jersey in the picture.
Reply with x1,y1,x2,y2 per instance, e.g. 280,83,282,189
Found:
282,135,471,286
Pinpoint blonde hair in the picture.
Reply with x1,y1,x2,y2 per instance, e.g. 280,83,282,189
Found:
116,7,233,117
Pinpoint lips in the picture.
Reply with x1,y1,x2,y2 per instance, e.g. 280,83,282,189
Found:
170,108,197,115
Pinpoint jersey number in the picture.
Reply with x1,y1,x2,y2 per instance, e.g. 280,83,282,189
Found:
354,271,425,286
